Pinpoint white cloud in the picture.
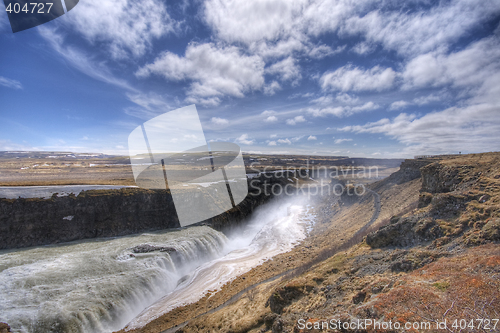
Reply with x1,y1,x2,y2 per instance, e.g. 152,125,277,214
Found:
127,92,170,111
261,110,276,116
310,95,334,106
351,101,379,112
211,117,229,125
335,93,360,105
389,100,410,110
402,53,447,89
0,76,22,89
137,43,265,105
307,135,317,140
309,45,345,59
413,94,442,105
264,116,278,122
268,141,277,146
289,92,315,99
402,35,500,93
285,115,306,125
301,0,365,36
253,37,307,59
291,136,305,142
307,101,378,118
342,0,500,56
22,0,500,156
202,0,349,60
307,107,344,117
205,0,292,45
334,138,353,144
351,41,375,55
64,0,177,59
203,0,500,60
199,0,500,114
124,92,173,119
320,65,396,92
270,134,278,138
339,102,500,155
263,81,281,95
278,138,292,145
266,57,301,83
39,27,136,92
235,133,255,145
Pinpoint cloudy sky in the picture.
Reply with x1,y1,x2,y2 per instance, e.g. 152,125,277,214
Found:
1,0,499,158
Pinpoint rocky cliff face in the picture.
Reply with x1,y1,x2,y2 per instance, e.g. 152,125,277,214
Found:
259,154,500,333
340,159,431,206
387,159,433,184
0,175,293,250
367,153,500,249
420,162,480,193
0,188,178,249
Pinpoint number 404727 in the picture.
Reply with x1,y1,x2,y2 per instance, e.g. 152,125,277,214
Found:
5,3,53,14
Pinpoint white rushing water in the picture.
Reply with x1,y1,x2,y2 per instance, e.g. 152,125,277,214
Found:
0,198,315,333
125,200,315,330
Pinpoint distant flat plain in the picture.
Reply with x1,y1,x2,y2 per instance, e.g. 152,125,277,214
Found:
0,151,401,186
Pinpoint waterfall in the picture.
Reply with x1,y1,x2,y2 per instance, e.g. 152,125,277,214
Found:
126,200,316,330
0,197,316,333
0,226,228,333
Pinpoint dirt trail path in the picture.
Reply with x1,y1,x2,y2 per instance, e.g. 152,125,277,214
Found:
365,188,381,229
159,189,381,333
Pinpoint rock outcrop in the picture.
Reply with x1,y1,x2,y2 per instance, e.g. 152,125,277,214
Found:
482,218,500,241
387,159,433,184
266,283,313,314
367,153,500,249
421,162,479,193
0,323,11,333
0,174,294,250
366,216,443,248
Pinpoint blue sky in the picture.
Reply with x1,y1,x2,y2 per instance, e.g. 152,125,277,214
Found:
1,0,499,158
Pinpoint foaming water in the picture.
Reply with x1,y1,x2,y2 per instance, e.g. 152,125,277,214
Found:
0,197,315,333
125,198,315,330
0,227,227,333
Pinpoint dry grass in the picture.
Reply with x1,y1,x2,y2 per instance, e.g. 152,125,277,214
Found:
359,245,500,332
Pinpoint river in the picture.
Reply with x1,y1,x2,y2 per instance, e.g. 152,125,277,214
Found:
0,185,137,199
0,197,314,333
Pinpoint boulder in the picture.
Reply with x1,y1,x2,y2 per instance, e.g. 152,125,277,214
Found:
131,244,176,253
482,219,500,241
0,323,11,333
366,217,443,248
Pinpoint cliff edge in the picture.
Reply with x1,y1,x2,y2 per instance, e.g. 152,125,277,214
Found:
0,174,293,250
